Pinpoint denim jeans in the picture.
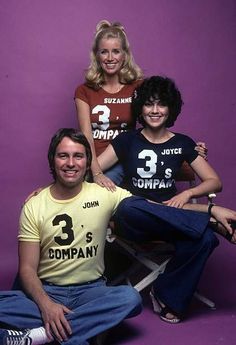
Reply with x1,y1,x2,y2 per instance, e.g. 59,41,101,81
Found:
104,163,124,186
0,278,142,345
115,196,219,314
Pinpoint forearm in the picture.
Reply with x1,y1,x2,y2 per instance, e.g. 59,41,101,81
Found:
97,145,119,172
183,203,209,213
187,178,222,200
91,153,103,175
19,266,51,309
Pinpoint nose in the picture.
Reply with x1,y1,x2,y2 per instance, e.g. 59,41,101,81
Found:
107,51,113,61
152,103,159,113
67,156,75,167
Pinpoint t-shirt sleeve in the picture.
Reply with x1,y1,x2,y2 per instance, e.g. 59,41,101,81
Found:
110,186,132,216
183,135,198,164
111,132,131,163
18,203,40,242
74,84,89,104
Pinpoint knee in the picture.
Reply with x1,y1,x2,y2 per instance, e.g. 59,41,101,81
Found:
116,196,143,219
116,197,133,217
118,286,143,317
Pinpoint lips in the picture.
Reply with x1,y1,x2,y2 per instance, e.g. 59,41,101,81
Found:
63,170,78,176
148,115,163,119
104,63,117,69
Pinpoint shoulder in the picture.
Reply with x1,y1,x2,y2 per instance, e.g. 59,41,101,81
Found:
124,79,143,92
113,129,138,144
20,187,51,223
74,84,96,99
173,132,196,144
24,186,50,208
82,182,131,202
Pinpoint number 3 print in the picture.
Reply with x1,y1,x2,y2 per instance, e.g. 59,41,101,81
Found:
137,149,158,178
91,105,110,130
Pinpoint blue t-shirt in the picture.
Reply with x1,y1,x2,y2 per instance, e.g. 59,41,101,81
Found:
111,129,198,202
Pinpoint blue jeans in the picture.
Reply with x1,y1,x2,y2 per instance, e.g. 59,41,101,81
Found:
0,278,142,345
104,163,124,186
115,196,219,314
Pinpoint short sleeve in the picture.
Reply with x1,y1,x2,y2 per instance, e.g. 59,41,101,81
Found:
182,135,198,164
74,84,89,103
18,203,40,242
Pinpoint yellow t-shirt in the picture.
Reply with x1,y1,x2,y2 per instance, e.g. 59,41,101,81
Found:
19,182,131,285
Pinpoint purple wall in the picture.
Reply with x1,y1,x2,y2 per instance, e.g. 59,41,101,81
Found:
1,0,236,289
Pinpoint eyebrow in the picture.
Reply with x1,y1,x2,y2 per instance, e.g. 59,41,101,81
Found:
56,152,85,156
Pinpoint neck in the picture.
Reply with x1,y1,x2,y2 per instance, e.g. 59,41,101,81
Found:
102,75,123,93
141,127,173,144
50,182,83,200
104,73,119,84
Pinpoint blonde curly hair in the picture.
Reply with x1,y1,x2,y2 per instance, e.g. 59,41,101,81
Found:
85,20,143,89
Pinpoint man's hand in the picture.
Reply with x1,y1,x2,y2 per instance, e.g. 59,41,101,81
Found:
40,299,73,342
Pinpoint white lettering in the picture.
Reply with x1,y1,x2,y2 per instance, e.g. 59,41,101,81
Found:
132,177,174,189
103,97,132,104
92,129,127,140
161,148,182,155
165,168,172,178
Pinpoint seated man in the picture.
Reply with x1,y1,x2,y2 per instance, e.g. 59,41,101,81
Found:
0,128,142,345
0,128,235,344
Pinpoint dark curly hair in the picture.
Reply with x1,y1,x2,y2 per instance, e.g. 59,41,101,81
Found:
131,76,183,128
48,128,92,180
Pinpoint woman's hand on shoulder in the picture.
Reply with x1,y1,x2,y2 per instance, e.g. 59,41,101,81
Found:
195,141,208,160
93,172,116,192
24,187,44,204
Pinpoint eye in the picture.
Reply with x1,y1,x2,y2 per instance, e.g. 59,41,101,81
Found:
113,49,121,54
74,153,85,160
57,153,67,159
159,102,168,108
144,102,152,107
99,49,107,55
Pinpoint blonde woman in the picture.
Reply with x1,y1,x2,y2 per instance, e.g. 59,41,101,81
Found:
75,20,143,190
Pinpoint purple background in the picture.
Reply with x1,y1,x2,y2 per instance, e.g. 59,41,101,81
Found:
0,0,235,289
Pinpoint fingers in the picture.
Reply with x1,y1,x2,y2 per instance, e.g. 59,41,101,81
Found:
165,201,182,208
42,302,73,343
221,221,233,235
45,314,72,342
50,320,68,343
231,229,236,243
163,192,190,208
45,323,54,342
24,187,44,204
94,175,116,191
196,141,206,148
195,142,208,160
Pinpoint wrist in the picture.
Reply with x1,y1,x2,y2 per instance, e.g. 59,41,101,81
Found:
93,171,103,177
208,203,216,216
186,189,194,198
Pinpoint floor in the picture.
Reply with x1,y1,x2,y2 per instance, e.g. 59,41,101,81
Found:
105,240,236,345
